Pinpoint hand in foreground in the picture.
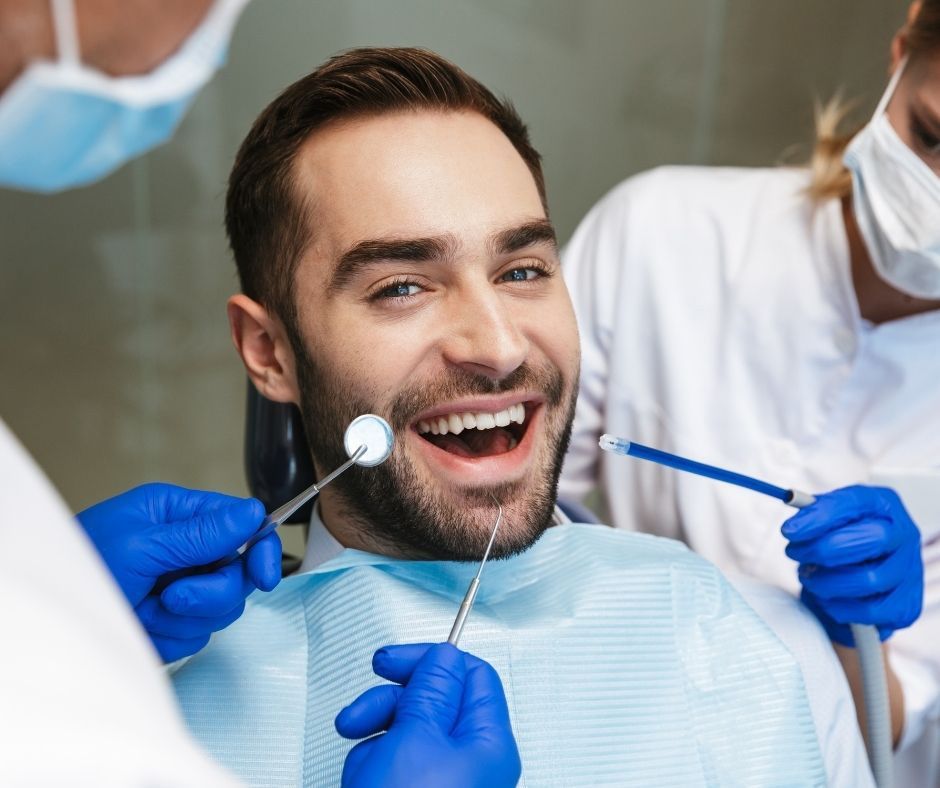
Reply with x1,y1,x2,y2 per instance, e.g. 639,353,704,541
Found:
76,483,281,662
336,643,521,788
782,485,923,646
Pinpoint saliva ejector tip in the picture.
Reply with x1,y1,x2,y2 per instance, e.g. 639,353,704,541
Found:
599,434,631,455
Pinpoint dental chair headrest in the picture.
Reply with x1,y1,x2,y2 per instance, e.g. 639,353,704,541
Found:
244,381,315,525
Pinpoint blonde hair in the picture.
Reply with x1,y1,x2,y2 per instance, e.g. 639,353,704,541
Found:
805,93,860,202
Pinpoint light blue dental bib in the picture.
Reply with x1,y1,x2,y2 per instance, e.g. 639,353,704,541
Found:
172,524,826,786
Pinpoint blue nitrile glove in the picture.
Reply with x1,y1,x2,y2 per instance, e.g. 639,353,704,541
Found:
782,484,923,647
336,643,521,788
76,483,282,662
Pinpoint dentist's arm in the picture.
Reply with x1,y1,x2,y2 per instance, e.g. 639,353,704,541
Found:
782,484,923,745
76,483,282,663
336,643,521,788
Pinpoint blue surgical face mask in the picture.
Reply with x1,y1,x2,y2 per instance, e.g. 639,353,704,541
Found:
0,0,248,193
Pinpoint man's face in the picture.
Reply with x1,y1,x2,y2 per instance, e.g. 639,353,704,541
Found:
287,110,580,560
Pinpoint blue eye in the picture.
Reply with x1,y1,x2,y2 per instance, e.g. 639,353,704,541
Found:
376,281,422,300
502,267,542,282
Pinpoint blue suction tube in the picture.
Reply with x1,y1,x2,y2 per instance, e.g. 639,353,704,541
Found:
599,435,893,787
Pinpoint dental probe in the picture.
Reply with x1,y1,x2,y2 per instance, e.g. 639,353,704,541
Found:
598,433,893,788
447,498,502,646
208,414,394,572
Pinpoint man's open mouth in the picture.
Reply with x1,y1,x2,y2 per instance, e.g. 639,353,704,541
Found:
415,403,531,458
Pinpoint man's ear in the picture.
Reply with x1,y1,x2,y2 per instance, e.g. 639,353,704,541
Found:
228,294,300,404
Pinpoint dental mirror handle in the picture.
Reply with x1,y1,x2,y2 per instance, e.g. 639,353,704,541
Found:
153,415,394,593
151,445,368,592
210,444,367,571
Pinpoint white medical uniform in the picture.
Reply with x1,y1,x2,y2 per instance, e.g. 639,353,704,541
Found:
559,165,940,786
0,419,238,787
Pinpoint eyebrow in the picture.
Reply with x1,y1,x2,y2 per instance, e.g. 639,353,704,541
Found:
328,218,557,293
329,235,454,292
490,219,557,256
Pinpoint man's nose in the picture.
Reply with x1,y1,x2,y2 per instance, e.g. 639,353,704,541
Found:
440,288,530,380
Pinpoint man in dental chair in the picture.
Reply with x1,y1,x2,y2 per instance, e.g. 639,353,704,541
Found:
171,46,873,787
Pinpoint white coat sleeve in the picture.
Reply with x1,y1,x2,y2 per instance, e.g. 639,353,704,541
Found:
559,186,627,504
0,419,241,788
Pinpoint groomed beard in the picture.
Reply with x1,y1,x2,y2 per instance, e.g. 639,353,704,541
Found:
293,340,576,561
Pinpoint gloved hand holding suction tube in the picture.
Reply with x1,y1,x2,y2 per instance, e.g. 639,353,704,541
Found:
782,484,924,647
336,642,522,788
598,436,926,646
76,483,282,663
598,436,913,785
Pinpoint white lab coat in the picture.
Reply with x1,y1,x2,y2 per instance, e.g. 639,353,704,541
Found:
560,165,940,786
0,419,239,787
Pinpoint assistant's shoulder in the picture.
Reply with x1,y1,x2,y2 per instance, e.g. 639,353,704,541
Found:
562,165,815,300
575,164,810,234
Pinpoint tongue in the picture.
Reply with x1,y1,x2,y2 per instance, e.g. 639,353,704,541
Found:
427,427,514,458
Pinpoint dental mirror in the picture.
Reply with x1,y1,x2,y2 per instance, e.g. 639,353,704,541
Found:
344,413,394,467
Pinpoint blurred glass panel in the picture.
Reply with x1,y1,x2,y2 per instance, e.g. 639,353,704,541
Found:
0,0,906,529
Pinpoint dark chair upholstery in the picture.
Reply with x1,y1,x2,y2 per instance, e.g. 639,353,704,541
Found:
244,381,314,575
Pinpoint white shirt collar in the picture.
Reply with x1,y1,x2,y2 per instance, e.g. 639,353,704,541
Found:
298,503,345,573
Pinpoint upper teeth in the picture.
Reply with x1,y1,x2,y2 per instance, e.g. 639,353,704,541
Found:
417,404,526,436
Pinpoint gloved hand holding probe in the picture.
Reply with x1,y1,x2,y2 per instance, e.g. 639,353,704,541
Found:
76,483,282,662
782,484,924,646
336,643,522,788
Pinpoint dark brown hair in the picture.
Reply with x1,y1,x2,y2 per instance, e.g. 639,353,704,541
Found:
225,47,546,329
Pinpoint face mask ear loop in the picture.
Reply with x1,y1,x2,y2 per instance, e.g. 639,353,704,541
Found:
50,0,81,64
873,54,909,120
